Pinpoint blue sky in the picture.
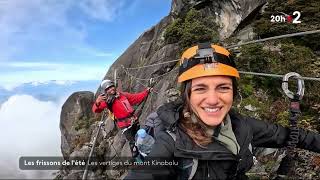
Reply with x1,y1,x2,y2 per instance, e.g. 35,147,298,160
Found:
0,0,171,90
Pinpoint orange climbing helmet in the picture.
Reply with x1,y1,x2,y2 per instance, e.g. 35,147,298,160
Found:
178,42,240,83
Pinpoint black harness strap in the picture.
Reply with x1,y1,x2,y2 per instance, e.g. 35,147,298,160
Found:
287,95,301,148
276,72,305,179
276,95,301,179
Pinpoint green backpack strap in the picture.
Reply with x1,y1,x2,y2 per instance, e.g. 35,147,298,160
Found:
165,130,198,180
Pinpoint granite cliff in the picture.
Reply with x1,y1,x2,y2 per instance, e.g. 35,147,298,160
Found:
57,0,320,179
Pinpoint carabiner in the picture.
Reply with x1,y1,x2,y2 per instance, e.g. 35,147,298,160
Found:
148,78,156,87
282,72,304,100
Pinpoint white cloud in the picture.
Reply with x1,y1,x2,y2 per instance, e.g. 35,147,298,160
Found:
0,0,72,60
0,0,125,61
52,80,77,86
0,62,61,68
30,80,76,86
0,62,110,91
75,46,116,57
0,94,66,178
79,0,125,22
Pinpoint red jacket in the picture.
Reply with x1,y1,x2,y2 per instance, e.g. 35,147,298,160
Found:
92,89,149,119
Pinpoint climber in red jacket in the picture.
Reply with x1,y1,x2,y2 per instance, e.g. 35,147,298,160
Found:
92,79,151,155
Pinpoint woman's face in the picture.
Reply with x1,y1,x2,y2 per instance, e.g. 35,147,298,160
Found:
190,76,234,127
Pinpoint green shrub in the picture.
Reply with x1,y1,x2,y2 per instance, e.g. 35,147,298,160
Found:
164,18,183,44
164,9,219,51
74,118,91,131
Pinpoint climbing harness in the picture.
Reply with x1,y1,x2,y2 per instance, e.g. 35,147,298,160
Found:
276,72,305,179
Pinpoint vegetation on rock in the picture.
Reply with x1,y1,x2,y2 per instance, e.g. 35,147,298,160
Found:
164,8,219,52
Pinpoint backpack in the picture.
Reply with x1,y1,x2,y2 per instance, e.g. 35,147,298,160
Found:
142,112,199,180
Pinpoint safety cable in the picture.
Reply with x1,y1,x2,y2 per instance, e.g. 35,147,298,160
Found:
123,65,320,84
146,67,179,80
121,30,320,71
82,111,121,180
82,111,107,180
121,78,157,135
143,78,155,130
239,71,320,81
120,65,159,94
121,65,151,85
122,65,179,81
227,29,320,49
125,58,180,70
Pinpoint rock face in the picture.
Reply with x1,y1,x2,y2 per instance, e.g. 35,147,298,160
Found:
170,0,266,38
57,0,320,179
60,91,95,159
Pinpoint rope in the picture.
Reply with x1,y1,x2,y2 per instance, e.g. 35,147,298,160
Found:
125,66,179,81
149,67,179,79
125,58,180,70
227,29,320,49
121,65,180,94
239,71,320,81
121,65,159,94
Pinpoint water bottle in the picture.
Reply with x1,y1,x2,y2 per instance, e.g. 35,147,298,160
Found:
135,129,155,157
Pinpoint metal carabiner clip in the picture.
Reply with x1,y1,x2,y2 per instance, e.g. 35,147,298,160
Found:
282,72,305,100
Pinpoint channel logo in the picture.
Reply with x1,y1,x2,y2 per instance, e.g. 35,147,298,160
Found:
270,11,302,24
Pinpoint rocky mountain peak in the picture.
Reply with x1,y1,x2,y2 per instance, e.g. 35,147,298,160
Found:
57,0,320,179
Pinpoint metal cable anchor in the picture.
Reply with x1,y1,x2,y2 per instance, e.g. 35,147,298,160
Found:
282,72,305,100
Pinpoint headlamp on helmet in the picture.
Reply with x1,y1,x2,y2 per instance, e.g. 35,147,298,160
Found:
178,42,239,83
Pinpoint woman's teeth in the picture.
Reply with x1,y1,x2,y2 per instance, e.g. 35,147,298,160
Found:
204,107,220,112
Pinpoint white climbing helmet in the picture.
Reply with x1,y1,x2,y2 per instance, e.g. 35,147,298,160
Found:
100,79,115,92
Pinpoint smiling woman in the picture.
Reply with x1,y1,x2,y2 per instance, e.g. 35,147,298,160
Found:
189,76,234,126
125,42,320,180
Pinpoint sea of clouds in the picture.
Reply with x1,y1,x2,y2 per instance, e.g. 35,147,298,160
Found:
0,80,99,178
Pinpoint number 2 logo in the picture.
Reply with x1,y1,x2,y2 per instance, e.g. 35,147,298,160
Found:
292,11,301,24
